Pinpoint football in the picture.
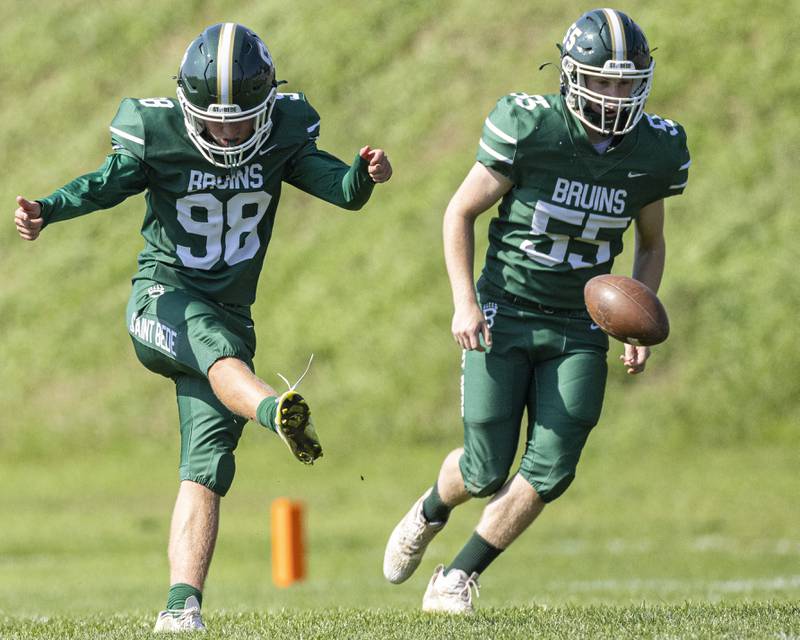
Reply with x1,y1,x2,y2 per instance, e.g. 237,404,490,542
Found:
584,275,670,346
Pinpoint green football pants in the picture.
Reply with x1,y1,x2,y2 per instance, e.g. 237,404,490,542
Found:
459,283,609,502
126,278,256,496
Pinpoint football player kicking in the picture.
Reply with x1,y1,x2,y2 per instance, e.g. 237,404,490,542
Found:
15,23,391,632
384,9,689,613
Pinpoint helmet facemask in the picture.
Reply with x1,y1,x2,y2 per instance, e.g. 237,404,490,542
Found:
562,57,653,136
177,85,277,169
558,9,654,138
176,23,278,169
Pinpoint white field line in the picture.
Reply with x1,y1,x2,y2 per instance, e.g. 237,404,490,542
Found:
548,575,800,593
547,537,800,556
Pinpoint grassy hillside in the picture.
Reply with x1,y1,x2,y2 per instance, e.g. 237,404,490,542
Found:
0,0,798,626
2,0,798,453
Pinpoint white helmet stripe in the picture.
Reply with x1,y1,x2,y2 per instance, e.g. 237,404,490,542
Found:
217,23,236,104
602,8,626,61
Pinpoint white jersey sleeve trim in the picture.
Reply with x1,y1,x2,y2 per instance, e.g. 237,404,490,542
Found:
307,121,321,134
479,138,512,165
669,180,688,190
679,159,692,171
109,126,144,146
484,118,517,144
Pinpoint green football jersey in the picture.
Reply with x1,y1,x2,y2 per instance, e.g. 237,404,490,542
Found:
476,93,690,309
40,93,374,305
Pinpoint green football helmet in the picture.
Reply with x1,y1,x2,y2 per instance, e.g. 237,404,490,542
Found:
559,9,654,136
177,23,278,168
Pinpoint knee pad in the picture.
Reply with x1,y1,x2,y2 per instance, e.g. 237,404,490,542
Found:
520,452,578,503
130,337,177,378
460,454,510,498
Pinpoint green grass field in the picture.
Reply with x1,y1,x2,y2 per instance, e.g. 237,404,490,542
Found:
1,0,798,637
4,604,800,640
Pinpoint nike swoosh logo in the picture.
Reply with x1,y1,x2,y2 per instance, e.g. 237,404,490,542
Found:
627,171,647,178
259,143,279,156
589,323,601,330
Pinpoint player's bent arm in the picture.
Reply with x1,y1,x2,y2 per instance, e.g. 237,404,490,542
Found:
285,146,376,211
444,162,512,309
623,199,665,374
37,153,148,229
632,198,666,294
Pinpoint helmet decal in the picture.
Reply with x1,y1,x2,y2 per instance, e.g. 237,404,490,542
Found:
216,22,236,105
257,39,273,66
602,9,627,61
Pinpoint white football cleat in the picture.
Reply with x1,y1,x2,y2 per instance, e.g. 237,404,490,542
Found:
422,564,480,614
153,596,206,633
383,490,446,584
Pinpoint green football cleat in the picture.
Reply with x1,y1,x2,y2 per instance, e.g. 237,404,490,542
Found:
274,390,322,464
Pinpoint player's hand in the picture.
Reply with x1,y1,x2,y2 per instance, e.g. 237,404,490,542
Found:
15,196,43,241
619,343,650,375
359,146,392,183
452,303,492,352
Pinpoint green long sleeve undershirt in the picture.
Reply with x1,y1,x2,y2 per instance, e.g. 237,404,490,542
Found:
285,150,375,211
38,153,148,228
39,148,375,226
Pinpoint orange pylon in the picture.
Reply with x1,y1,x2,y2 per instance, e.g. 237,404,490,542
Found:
271,498,306,587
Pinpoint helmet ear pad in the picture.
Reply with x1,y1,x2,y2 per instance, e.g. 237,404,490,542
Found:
176,23,278,168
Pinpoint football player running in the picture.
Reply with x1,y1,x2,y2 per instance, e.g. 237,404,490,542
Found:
15,23,391,632
383,9,688,613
